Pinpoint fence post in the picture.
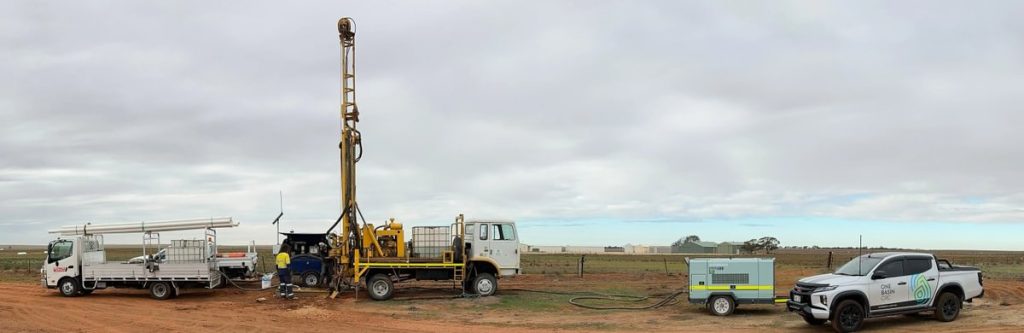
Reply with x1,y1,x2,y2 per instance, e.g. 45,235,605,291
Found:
577,255,586,277
664,258,669,275
827,251,834,270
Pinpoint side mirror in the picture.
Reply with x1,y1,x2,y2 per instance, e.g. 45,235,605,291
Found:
872,270,888,280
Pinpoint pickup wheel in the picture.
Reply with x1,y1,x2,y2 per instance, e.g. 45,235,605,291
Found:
933,292,961,322
149,282,174,300
366,274,394,301
301,271,321,287
58,278,80,297
707,295,735,316
831,299,865,333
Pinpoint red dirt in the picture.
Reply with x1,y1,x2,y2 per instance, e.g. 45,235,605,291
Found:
2,271,1022,333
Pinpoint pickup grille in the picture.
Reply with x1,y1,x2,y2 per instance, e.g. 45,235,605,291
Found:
794,283,821,294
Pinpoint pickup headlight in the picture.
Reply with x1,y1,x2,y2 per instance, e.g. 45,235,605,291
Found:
814,285,837,293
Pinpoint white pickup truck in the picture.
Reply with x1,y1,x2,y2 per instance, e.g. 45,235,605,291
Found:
787,252,984,332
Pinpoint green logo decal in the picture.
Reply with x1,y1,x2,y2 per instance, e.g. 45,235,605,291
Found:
909,273,932,304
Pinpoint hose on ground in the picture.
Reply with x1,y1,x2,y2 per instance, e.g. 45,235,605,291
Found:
503,288,688,310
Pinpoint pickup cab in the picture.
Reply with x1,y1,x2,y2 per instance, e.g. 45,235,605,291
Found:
787,252,983,332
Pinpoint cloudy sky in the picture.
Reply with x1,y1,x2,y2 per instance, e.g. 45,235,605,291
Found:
2,1,1023,250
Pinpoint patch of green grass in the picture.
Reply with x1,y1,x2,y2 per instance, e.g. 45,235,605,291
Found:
490,293,563,312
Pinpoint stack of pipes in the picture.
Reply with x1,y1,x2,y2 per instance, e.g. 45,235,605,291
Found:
48,217,237,236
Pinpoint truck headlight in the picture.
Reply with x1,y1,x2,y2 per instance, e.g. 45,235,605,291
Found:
814,285,837,292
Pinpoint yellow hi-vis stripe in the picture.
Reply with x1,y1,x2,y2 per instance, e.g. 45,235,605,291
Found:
690,285,774,291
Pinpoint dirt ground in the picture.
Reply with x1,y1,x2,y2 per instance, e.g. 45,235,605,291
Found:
2,269,1023,333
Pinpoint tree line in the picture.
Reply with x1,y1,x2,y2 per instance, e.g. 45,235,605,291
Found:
672,235,781,254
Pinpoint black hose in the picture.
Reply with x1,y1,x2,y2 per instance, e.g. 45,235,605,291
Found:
503,288,688,310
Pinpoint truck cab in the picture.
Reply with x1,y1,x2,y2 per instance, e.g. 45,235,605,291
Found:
788,252,984,332
464,220,520,277
42,237,95,291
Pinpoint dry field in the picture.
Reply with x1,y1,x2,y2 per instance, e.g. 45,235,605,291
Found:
2,248,1022,332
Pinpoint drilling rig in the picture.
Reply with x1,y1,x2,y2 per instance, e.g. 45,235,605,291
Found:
323,17,521,300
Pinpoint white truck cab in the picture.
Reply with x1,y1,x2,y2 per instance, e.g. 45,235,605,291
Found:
787,252,984,332
464,220,521,277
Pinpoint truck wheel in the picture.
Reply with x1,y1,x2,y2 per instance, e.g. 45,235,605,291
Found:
149,282,174,300
472,273,497,296
58,278,80,297
933,292,961,322
707,295,735,316
302,271,320,287
802,315,825,325
831,299,865,333
366,274,394,301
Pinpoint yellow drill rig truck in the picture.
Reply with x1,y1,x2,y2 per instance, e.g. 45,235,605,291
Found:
325,17,520,300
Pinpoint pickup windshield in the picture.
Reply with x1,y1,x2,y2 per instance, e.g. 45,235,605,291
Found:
834,255,884,276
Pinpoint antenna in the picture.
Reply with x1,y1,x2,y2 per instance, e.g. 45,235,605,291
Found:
272,191,284,245
858,234,863,274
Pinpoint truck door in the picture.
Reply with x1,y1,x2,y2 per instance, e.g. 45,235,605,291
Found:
868,258,910,312
488,223,520,276
45,239,78,286
905,257,938,306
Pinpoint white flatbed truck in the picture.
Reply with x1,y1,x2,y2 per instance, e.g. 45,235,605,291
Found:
41,217,239,300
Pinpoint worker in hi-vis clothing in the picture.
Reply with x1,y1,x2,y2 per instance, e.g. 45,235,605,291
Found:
276,243,294,299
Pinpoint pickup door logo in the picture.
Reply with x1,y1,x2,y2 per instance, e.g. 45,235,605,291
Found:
53,267,68,273
909,273,932,304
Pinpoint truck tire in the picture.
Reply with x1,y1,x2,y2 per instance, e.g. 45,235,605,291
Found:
707,295,735,316
149,282,174,300
472,273,497,296
302,271,320,287
58,278,80,297
933,292,962,322
366,274,394,301
830,299,865,333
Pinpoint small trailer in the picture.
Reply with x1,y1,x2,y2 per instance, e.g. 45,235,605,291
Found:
42,217,238,300
687,257,787,316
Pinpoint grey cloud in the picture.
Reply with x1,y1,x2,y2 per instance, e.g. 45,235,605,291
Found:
2,1,1024,245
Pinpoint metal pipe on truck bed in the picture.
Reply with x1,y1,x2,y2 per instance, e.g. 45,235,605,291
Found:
48,217,237,235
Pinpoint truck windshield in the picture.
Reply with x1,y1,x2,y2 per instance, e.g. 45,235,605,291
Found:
834,255,884,276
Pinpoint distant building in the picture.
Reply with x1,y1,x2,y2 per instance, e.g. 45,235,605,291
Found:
673,241,717,254
604,246,625,253
624,244,650,254
650,246,673,254
717,242,745,255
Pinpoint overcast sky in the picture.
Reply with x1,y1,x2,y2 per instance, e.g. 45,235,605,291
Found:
2,1,1023,250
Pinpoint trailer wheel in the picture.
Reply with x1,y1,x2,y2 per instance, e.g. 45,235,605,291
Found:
302,271,320,287
366,274,394,301
707,295,735,316
472,273,497,296
58,278,80,297
149,282,174,300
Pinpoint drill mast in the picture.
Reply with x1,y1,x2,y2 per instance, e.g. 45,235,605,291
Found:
337,17,361,270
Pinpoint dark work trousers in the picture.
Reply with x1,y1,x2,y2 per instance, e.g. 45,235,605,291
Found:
277,268,292,296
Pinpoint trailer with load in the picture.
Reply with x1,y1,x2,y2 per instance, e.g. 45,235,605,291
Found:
687,257,787,316
41,217,239,300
